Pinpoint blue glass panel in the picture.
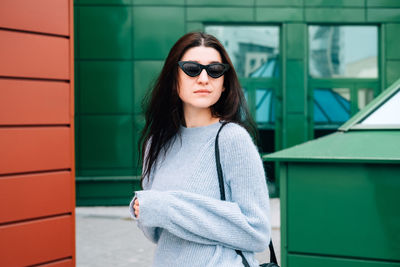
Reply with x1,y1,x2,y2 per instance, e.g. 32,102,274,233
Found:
250,58,278,78
314,88,350,124
314,101,329,123
256,88,275,124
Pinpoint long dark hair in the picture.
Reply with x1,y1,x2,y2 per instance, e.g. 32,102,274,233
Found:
139,32,256,186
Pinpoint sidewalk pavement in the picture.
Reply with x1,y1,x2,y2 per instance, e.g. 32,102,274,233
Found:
75,198,280,267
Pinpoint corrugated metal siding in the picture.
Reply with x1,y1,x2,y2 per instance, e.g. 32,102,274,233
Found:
0,0,75,266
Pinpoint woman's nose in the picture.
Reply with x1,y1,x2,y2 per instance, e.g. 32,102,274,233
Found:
197,69,209,83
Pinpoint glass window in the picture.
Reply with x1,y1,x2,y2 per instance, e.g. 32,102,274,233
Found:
256,88,275,124
361,89,400,125
309,26,378,78
242,87,275,125
205,26,280,78
314,88,350,125
358,88,375,110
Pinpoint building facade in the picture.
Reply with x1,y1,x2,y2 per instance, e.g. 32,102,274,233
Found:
74,0,400,205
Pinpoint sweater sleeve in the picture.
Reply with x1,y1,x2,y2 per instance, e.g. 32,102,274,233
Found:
130,139,162,244
130,197,162,244
135,124,271,252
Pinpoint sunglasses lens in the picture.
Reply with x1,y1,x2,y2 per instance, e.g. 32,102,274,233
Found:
207,64,226,78
182,62,201,77
179,61,228,78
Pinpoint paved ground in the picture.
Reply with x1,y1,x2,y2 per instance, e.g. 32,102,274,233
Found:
75,198,280,267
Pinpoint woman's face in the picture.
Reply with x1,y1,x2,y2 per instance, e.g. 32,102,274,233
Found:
177,46,225,114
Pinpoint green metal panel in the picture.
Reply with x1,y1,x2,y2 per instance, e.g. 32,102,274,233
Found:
283,23,309,149
289,254,400,267
286,24,306,59
256,0,303,7
285,114,308,147
386,61,400,87
385,24,400,60
186,22,204,32
78,6,132,59
367,0,400,8
79,115,134,170
309,79,379,88
279,164,288,267
287,163,400,261
286,60,306,113
256,8,303,22
75,116,81,170
187,0,254,6
367,9,400,22
187,7,254,22
132,0,184,5
74,6,79,59
305,8,365,22
76,177,141,206
380,23,386,90
264,131,400,163
79,61,133,114
133,114,146,172
133,61,163,114
78,168,137,177
77,0,131,4
75,53,80,117
304,0,364,7
133,7,185,60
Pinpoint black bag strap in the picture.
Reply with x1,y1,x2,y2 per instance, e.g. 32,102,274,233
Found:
215,122,278,267
215,121,229,201
269,241,277,264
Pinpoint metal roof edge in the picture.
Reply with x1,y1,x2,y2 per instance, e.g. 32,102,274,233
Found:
262,132,342,160
262,131,400,162
339,77,400,131
262,156,400,164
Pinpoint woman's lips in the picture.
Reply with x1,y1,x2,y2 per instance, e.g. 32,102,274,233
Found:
194,90,211,94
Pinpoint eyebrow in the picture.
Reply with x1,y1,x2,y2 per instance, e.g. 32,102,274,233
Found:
186,60,222,64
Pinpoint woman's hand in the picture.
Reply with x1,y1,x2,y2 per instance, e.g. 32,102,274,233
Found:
133,199,140,218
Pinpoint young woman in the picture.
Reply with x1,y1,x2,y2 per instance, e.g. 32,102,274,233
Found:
129,32,271,267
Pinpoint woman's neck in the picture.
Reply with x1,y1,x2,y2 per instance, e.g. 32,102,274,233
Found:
183,108,219,128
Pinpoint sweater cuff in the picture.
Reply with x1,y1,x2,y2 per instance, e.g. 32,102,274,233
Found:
135,190,169,228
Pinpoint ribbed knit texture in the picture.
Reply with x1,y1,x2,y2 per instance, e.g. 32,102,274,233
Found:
129,121,271,267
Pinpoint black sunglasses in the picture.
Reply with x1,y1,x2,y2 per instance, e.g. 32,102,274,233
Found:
178,61,230,78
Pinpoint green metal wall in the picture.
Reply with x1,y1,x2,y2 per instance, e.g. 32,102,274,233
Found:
74,0,400,205
280,162,400,267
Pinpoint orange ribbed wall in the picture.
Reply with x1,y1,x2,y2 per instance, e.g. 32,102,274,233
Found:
0,0,75,266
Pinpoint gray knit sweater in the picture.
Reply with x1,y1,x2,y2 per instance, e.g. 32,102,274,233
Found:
129,121,271,267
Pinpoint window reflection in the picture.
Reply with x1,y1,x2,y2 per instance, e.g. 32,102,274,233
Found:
256,88,275,124
309,26,378,78
243,87,248,101
314,88,350,125
205,26,280,78
358,88,374,110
